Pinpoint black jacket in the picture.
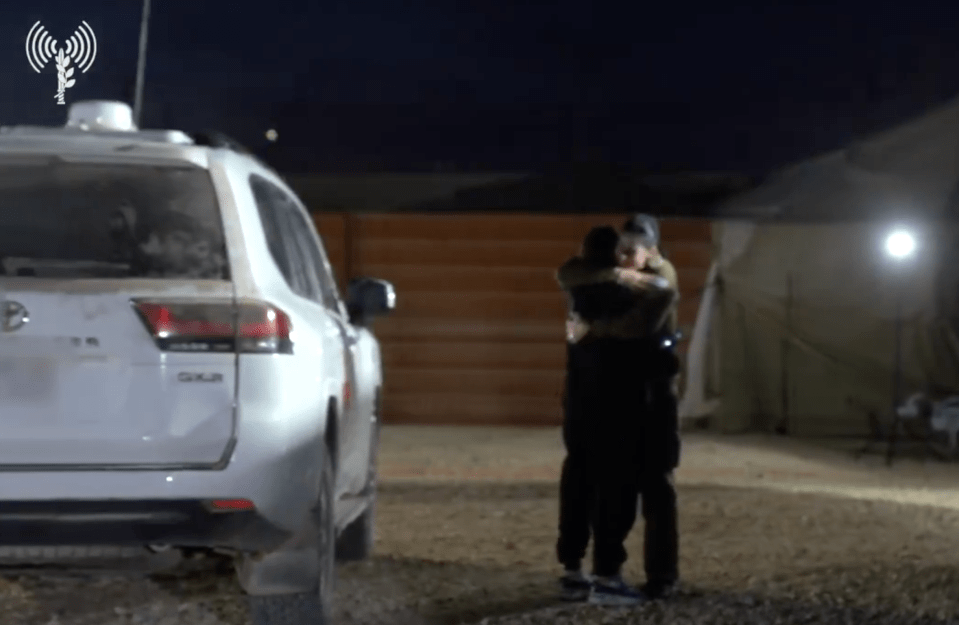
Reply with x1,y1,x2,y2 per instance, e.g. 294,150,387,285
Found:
556,257,677,342
558,257,681,470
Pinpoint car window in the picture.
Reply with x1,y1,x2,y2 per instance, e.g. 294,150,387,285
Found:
250,177,294,285
249,175,314,299
273,199,323,304
284,207,343,312
277,213,318,302
0,163,228,279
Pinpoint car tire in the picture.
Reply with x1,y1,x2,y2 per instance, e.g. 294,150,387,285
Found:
335,501,374,561
248,450,336,625
336,396,380,562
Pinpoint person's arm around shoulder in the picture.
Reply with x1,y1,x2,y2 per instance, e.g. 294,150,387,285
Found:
645,253,679,292
587,266,678,339
556,256,618,290
650,256,680,334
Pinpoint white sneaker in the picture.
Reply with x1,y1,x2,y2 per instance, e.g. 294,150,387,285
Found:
588,576,646,606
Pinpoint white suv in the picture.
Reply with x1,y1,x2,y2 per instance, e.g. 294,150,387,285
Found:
0,101,394,624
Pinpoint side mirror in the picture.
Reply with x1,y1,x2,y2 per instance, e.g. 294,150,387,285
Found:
346,277,396,326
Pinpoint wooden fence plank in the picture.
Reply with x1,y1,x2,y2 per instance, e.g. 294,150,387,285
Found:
383,392,562,426
353,238,714,269
384,368,565,397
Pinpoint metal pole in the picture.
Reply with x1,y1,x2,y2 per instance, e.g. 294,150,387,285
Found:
778,272,793,435
132,0,152,126
886,293,903,466
893,294,903,410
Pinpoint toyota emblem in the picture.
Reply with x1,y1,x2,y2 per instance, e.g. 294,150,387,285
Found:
1,301,29,332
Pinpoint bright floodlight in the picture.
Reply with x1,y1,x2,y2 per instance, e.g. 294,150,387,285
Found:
265,129,278,142
885,229,916,259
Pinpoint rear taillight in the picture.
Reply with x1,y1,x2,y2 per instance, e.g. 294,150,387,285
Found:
205,498,256,512
132,299,293,354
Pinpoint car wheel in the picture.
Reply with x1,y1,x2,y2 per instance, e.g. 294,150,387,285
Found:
335,500,374,561
248,450,336,624
336,399,380,561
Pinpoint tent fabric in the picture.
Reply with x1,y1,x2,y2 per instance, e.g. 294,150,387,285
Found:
719,96,959,222
719,149,959,222
720,152,955,223
847,94,959,179
676,261,720,420
680,220,959,436
679,221,755,421
681,96,959,436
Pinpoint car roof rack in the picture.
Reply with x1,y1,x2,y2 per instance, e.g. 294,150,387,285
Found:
189,130,252,154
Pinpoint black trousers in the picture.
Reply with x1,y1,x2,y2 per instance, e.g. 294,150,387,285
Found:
556,339,679,582
640,375,680,586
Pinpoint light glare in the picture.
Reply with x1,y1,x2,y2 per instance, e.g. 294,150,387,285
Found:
885,230,916,259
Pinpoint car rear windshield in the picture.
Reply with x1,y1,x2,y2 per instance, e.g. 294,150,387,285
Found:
0,162,229,280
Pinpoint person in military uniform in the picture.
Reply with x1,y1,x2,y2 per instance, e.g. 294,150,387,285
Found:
555,225,678,606
617,213,682,601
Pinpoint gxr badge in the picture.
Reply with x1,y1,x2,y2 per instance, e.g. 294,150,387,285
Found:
178,372,224,383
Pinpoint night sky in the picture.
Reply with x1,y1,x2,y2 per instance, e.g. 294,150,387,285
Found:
4,0,959,175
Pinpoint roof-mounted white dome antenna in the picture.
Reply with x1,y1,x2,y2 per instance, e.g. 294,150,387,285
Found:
66,101,138,132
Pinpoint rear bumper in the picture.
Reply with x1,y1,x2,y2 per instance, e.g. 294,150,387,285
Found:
0,500,289,551
0,432,324,550
0,356,336,552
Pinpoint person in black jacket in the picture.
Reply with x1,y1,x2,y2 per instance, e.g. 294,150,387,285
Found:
555,226,677,606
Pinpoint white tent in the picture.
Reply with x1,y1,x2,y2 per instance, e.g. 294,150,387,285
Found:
679,98,959,436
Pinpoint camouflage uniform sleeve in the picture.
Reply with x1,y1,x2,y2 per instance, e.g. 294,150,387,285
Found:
586,267,678,339
654,258,680,334
557,257,593,343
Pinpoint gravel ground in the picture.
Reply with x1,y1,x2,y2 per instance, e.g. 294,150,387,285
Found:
2,427,959,624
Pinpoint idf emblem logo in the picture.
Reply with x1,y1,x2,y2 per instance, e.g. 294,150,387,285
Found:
25,20,98,105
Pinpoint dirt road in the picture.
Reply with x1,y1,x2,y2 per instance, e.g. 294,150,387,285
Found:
2,427,959,624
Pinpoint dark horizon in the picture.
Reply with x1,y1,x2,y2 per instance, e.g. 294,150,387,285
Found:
4,1,959,177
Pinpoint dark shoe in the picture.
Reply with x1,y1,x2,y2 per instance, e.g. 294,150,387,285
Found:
558,570,592,602
640,580,679,600
588,576,646,606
